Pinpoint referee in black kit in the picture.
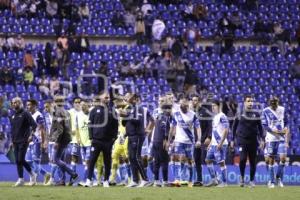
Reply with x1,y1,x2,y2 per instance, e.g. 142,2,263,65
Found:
232,95,264,188
120,93,154,188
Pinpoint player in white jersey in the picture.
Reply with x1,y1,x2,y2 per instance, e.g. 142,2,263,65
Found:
168,96,201,187
205,99,229,187
25,99,50,185
262,96,289,188
68,97,84,185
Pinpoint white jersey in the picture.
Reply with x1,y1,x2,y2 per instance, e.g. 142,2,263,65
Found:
211,112,229,146
68,108,86,143
31,110,45,143
262,106,286,142
171,109,200,144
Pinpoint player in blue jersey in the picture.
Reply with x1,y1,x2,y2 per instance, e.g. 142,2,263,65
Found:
205,99,229,187
168,96,202,187
262,96,289,188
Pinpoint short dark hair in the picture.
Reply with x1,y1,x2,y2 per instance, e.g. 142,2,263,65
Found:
211,99,220,106
244,94,254,102
28,99,38,106
73,97,81,103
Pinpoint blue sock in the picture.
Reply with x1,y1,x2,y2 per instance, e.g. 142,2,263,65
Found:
93,169,97,181
170,161,175,178
221,166,227,183
50,164,57,178
269,165,275,183
120,164,126,181
174,162,181,181
276,162,285,180
207,164,216,179
83,166,88,181
148,160,154,174
180,162,185,181
188,164,193,182
71,162,76,173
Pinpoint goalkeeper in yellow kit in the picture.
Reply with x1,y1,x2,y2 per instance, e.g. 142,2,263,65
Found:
109,99,131,185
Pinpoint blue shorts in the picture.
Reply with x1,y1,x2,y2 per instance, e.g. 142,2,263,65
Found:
81,146,91,161
173,142,194,160
206,145,227,163
70,143,81,157
264,141,287,157
48,143,56,162
25,142,41,161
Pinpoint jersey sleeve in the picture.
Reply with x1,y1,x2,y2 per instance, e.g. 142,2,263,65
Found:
220,115,229,129
36,114,45,125
171,114,177,126
261,110,273,132
193,114,200,128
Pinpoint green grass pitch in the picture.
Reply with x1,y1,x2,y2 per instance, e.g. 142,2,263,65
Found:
0,183,299,200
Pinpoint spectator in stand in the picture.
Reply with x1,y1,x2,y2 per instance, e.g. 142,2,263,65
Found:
80,61,95,96
78,2,89,20
0,36,9,53
29,0,38,18
57,34,69,78
0,0,10,9
174,58,185,92
171,37,183,59
15,68,24,85
7,35,15,51
44,42,52,75
193,4,208,21
152,16,166,41
182,1,194,21
141,0,152,17
296,24,300,47
23,67,34,86
183,61,198,95
0,96,10,118
14,35,25,51
49,75,60,96
183,26,201,49
244,0,257,11
23,50,35,69
14,1,28,17
36,52,45,76
218,13,231,35
222,96,237,128
75,34,90,53
0,66,14,86
119,60,131,78
46,0,58,19
38,74,50,98
254,18,272,45
96,61,108,93
124,9,136,28
273,23,290,55
135,11,146,45
112,11,125,28
229,11,243,33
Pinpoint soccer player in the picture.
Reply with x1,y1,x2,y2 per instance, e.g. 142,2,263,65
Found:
262,96,289,188
110,98,131,186
168,96,202,187
205,99,229,187
44,100,63,186
152,98,172,187
120,93,154,187
190,95,212,186
232,95,264,188
50,96,79,186
25,99,51,185
86,92,118,188
68,97,83,185
10,97,37,187
80,100,93,184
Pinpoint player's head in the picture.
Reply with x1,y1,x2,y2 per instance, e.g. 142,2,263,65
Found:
73,97,82,111
11,97,23,111
179,96,189,113
26,99,38,113
191,94,200,108
158,95,165,108
161,99,172,115
81,100,89,115
211,99,221,114
269,96,279,110
125,93,138,105
166,92,175,103
44,99,53,113
53,95,65,107
244,94,254,110
100,92,110,105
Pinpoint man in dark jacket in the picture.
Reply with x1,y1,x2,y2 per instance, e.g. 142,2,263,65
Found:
191,95,212,186
50,96,79,186
10,97,37,187
121,93,154,187
86,92,118,188
232,95,264,188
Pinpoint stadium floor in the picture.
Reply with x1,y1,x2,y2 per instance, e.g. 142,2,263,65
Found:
0,183,299,200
